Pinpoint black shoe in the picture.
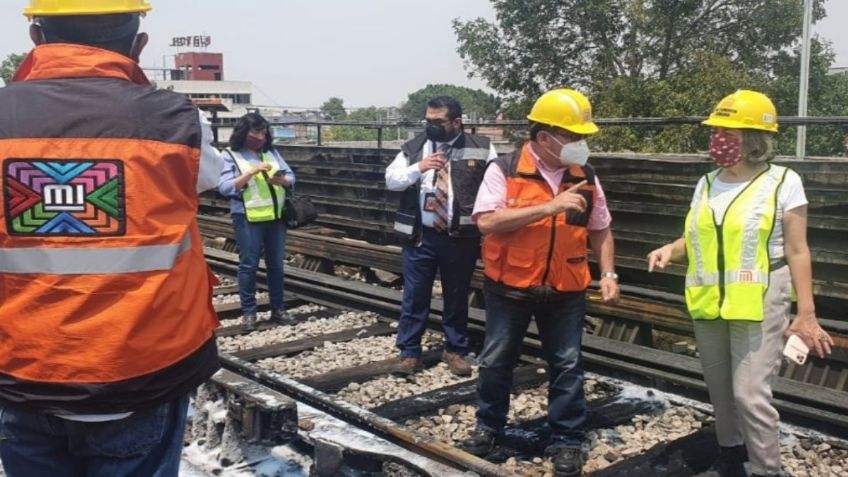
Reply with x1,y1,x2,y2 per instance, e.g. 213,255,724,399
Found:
461,428,497,456
547,447,583,477
271,309,296,325
243,314,257,331
699,445,747,477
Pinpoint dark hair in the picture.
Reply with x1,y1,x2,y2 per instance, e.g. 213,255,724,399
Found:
229,113,273,152
37,14,140,56
529,122,552,141
427,96,463,120
529,121,582,142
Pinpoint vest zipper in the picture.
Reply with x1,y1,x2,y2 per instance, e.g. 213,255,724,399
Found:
541,214,557,285
710,165,771,316
716,224,725,311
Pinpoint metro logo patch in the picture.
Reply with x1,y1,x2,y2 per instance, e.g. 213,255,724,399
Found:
3,159,125,236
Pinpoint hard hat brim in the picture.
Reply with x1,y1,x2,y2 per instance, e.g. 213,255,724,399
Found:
702,116,778,133
25,3,151,17
563,122,600,135
25,8,150,16
527,114,600,136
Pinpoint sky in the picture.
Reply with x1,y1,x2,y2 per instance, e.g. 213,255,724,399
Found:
1,0,847,110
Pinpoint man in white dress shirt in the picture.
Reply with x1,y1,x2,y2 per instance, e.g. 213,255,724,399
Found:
385,96,498,376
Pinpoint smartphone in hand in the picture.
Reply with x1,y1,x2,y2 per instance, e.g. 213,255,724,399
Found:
783,334,809,365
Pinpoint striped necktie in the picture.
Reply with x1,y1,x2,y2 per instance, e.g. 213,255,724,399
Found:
432,144,450,231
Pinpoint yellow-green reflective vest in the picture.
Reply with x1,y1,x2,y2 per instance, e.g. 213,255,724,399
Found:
228,149,286,223
684,165,788,321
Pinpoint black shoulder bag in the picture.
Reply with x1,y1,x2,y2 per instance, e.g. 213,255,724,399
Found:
282,187,318,229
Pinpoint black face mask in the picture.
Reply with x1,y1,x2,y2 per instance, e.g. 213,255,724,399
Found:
425,123,450,142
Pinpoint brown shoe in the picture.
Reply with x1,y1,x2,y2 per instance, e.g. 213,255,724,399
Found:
395,357,420,375
442,351,472,377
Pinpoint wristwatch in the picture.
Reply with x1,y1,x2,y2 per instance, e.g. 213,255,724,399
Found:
600,271,619,281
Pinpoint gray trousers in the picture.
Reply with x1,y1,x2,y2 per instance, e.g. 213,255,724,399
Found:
693,265,792,476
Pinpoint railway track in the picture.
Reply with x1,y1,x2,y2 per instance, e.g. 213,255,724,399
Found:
191,147,848,476
191,248,848,477
198,216,848,395
201,147,848,309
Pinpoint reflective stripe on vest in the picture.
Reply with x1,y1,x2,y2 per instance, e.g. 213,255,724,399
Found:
228,149,285,222
460,147,494,161
0,44,219,388
684,165,787,321
0,232,191,274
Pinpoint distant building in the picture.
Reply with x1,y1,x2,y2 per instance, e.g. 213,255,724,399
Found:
144,50,320,143
154,79,252,105
827,66,848,76
150,79,249,142
175,52,223,81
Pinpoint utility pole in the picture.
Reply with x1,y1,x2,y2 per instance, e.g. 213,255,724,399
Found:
796,0,814,160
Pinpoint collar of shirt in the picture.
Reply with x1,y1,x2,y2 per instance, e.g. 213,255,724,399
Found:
427,132,462,156
527,142,567,195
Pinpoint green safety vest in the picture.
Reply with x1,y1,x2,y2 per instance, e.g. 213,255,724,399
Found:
228,149,286,223
684,164,788,321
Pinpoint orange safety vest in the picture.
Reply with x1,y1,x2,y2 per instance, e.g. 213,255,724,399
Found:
0,44,218,411
482,143,597,293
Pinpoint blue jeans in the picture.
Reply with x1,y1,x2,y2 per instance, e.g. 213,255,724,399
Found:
396,228,480,358
232,213,287,315
0,395,189,477
475,290,587,448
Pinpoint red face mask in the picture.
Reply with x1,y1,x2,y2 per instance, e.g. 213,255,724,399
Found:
709,130,742,168
245,135,266,151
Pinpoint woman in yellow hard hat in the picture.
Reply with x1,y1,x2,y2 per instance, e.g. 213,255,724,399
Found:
647,90,833,477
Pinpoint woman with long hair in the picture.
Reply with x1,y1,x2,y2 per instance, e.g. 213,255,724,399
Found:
218,113,295,329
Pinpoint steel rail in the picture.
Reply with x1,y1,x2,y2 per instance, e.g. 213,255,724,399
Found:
205,248,848,437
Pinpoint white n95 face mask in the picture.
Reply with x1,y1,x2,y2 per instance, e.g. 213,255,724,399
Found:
558,139,590,166
549,136,590,167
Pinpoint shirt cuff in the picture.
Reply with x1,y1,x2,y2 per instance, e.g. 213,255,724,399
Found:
406,163,422,181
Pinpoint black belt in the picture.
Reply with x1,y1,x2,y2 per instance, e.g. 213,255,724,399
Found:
423,226,449,235
770,258,787,270
483,277,583,303
422,225,480,240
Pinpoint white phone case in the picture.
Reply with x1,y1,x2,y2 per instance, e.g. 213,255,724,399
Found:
783,334,809,365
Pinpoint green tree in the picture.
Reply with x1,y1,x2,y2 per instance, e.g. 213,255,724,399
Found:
453,0,842,155
1,52,27,85
592,52,767,153
323,106,400,143
399,84,500,121
320,96,347,120
767,40,848,156
454,0,824,98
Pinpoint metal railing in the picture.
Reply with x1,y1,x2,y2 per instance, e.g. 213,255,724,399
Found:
211,116,848,152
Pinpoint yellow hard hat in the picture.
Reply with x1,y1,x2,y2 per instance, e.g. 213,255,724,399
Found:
527,88,599,136
24,0,152,17
702,90,778,133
